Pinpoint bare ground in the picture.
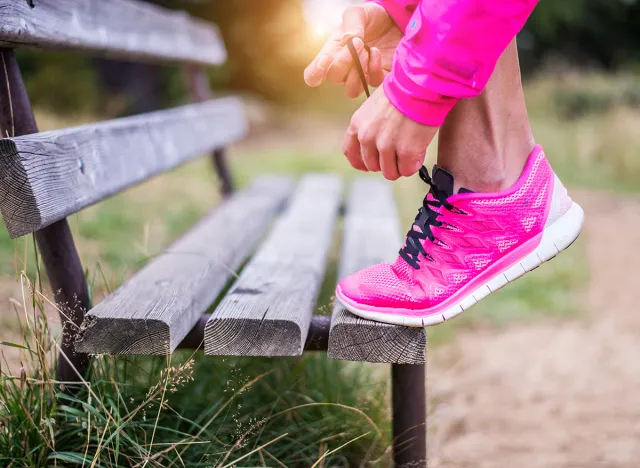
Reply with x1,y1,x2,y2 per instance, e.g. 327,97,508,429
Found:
428,189,640,468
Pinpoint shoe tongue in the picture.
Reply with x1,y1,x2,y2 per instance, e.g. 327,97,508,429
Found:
431,165,474,196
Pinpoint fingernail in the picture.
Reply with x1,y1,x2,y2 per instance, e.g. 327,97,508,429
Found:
413,160,423,173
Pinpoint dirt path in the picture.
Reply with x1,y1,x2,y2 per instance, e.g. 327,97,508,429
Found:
427,190,640,467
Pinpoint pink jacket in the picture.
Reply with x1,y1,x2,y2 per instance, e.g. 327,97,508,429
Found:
368,0,538,126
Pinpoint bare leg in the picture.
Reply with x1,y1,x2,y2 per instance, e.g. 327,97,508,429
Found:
437,40,535,193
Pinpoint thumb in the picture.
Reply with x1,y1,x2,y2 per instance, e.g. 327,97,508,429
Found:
340,6,366,45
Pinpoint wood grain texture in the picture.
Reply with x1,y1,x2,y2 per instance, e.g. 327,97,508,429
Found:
327,178,427,364
204,175,342,357
0,97,247,238
0,48,91,383
0,0,225,65
75,176,293,355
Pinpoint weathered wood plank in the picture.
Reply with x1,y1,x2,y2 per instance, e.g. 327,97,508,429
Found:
327,178,427,364
0,48,91,383
204,175,342,357
75,176,293,355
0,0,225,65
0,97,246,238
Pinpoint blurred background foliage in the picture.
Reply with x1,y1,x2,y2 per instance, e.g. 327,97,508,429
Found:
16,0,640,116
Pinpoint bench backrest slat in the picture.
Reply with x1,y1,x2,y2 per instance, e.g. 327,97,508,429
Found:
0,97,247,238
327,179,427,364
75,176,293,355
204,175,343,357
0,0,225,65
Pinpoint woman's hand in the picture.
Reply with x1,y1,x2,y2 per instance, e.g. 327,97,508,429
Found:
304,3,402,98
343,87,438,180
304,3,436,180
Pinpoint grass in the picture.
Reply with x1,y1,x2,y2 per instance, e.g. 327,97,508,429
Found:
0,271,392,467
1,71,637,466
525,73,640,193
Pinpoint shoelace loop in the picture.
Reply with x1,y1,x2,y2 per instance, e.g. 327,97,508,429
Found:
346,37,371,98
399,167,463,269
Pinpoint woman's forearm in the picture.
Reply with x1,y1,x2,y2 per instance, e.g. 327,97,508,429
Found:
382,0,539,126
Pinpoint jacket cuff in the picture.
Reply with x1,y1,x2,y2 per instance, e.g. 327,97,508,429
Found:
383,69,458,127
366,0,414,33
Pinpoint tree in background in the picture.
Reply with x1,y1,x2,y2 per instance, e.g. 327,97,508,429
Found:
182,0,313,102
521,0,640,72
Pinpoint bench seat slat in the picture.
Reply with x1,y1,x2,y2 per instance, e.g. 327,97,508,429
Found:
0,97,246,238
75,176,293,355
204,174,342,357
327,179,427,364
0,0,225,65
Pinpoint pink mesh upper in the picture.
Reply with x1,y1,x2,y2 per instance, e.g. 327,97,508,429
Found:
338,146,556,311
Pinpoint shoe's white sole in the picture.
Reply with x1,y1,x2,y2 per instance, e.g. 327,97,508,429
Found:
337,202,585,327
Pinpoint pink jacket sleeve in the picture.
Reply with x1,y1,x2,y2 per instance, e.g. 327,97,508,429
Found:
367,0,419,33
369,0,539,126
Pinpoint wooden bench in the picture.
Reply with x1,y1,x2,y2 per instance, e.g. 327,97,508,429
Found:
0,1,427,466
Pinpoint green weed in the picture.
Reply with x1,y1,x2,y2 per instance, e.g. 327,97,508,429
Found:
0,271,391,467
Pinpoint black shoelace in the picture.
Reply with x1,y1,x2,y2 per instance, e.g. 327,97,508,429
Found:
346,39,460,270
399,168,464,269
346,37,371,97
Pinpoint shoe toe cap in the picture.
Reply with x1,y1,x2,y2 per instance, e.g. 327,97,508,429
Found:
337,262,423,309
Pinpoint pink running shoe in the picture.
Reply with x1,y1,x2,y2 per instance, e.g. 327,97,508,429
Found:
336,145,584,327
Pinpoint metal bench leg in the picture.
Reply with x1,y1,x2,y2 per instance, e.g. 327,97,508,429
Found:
212,147,234,197
0,49,91,385
184,66,235,197
36,222,92,383
392,363,427,467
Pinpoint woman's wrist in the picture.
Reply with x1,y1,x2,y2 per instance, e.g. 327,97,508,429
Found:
383,71,458,127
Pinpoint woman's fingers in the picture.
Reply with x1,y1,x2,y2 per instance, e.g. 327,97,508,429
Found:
397,149,426,177
305,27,380,93
359,130,381,172
344,87,438,179
303,54,331,87
328,42,382,96
326,37,367,85
344,69,365,98
306,4,367,87
304,36,341,87
361,144,380,172
340,6,367,44
368,47,385,87
342,127,368,171
379,137,400,180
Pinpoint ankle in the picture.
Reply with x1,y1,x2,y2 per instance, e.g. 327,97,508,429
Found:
435,38,537,194
454,168,515,193
438,137,535,193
